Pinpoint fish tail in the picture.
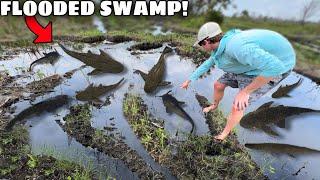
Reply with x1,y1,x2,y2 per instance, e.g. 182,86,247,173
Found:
117,77,125,85
28,61,36,72
190,123,195,134
186,115,195,134
58,43,69,53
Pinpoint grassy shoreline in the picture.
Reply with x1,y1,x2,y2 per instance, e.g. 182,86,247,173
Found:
123,93,266,179
61,104,164,179
0,125,94,179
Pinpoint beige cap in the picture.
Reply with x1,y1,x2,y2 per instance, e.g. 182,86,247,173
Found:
193,22,222,47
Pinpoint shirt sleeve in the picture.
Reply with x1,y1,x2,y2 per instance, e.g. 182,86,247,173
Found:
231,42,285,77
189,56,215,82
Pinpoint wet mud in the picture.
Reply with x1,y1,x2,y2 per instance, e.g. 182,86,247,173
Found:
106,35,133,43
128,42,163,51
54,35,106,44
0,72,23,108
26,74,63,99
61,104,164,179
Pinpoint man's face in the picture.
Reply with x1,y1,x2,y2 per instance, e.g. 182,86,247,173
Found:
199,39,219,52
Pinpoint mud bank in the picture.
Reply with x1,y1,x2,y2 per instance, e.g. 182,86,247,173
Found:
26,74,63,99
0,125,93,179
128,42,163,51
123,93,266,179
106,31,209,63
54,35,106,44
61,104,164,179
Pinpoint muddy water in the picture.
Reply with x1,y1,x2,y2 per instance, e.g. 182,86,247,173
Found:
1,41,320,179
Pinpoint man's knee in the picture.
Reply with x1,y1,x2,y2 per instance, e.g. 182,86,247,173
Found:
214,81,226,91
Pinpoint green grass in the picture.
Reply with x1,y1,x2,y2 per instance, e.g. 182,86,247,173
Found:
123,94,170,162
123,93,265,179
0,125,94,179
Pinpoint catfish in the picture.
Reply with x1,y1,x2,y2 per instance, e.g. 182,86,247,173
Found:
158,90,195,134
76,78,124,104
272,78,302,98
5,95,70,131
240,101,320,136
59,43,124,75
245,143,320,157
29,51,60,71
134,46,173,93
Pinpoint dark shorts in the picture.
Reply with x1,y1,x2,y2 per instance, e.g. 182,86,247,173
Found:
217,71,291,104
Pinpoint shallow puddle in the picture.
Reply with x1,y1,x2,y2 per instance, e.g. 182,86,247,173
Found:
1,40,320,179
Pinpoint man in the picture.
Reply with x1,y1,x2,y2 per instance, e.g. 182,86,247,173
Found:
180,22,296,140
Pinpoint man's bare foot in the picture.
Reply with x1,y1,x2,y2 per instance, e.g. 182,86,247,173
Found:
203,102,219,113
214,133,228,141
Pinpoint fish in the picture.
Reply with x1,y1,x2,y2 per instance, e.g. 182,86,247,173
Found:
158,90,195,134
245,143,320,157
134,46,173,93
240,101,320,136
272,78,302,98
76,78,124,104
29,51,60,71
58,43,124,75
5,95,70,131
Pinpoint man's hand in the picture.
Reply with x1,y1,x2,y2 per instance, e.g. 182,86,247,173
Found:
233,90,250,111
203,103,218,113
180,80,191,89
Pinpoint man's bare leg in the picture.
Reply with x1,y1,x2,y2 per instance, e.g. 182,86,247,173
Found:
215,106,245,140
203,81,226,113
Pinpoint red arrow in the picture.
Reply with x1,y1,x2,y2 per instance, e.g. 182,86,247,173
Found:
25,16,52,44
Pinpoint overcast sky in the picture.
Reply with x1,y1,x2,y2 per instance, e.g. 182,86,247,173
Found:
222,0,320,22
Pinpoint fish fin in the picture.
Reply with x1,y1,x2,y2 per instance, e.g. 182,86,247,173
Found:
88,50,93,54
133,69,148,81
165,107,172,114
257,101,274,111
99,49,112,58
159,81,171,86
276,119,286,128
88,69,103,76
190,123,195,134
49,59,55,65
296,78,303,86
262,125,279,137
92,98,103,105
178,101,186,106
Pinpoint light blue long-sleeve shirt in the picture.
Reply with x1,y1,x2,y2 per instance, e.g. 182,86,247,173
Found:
189,29,296,82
